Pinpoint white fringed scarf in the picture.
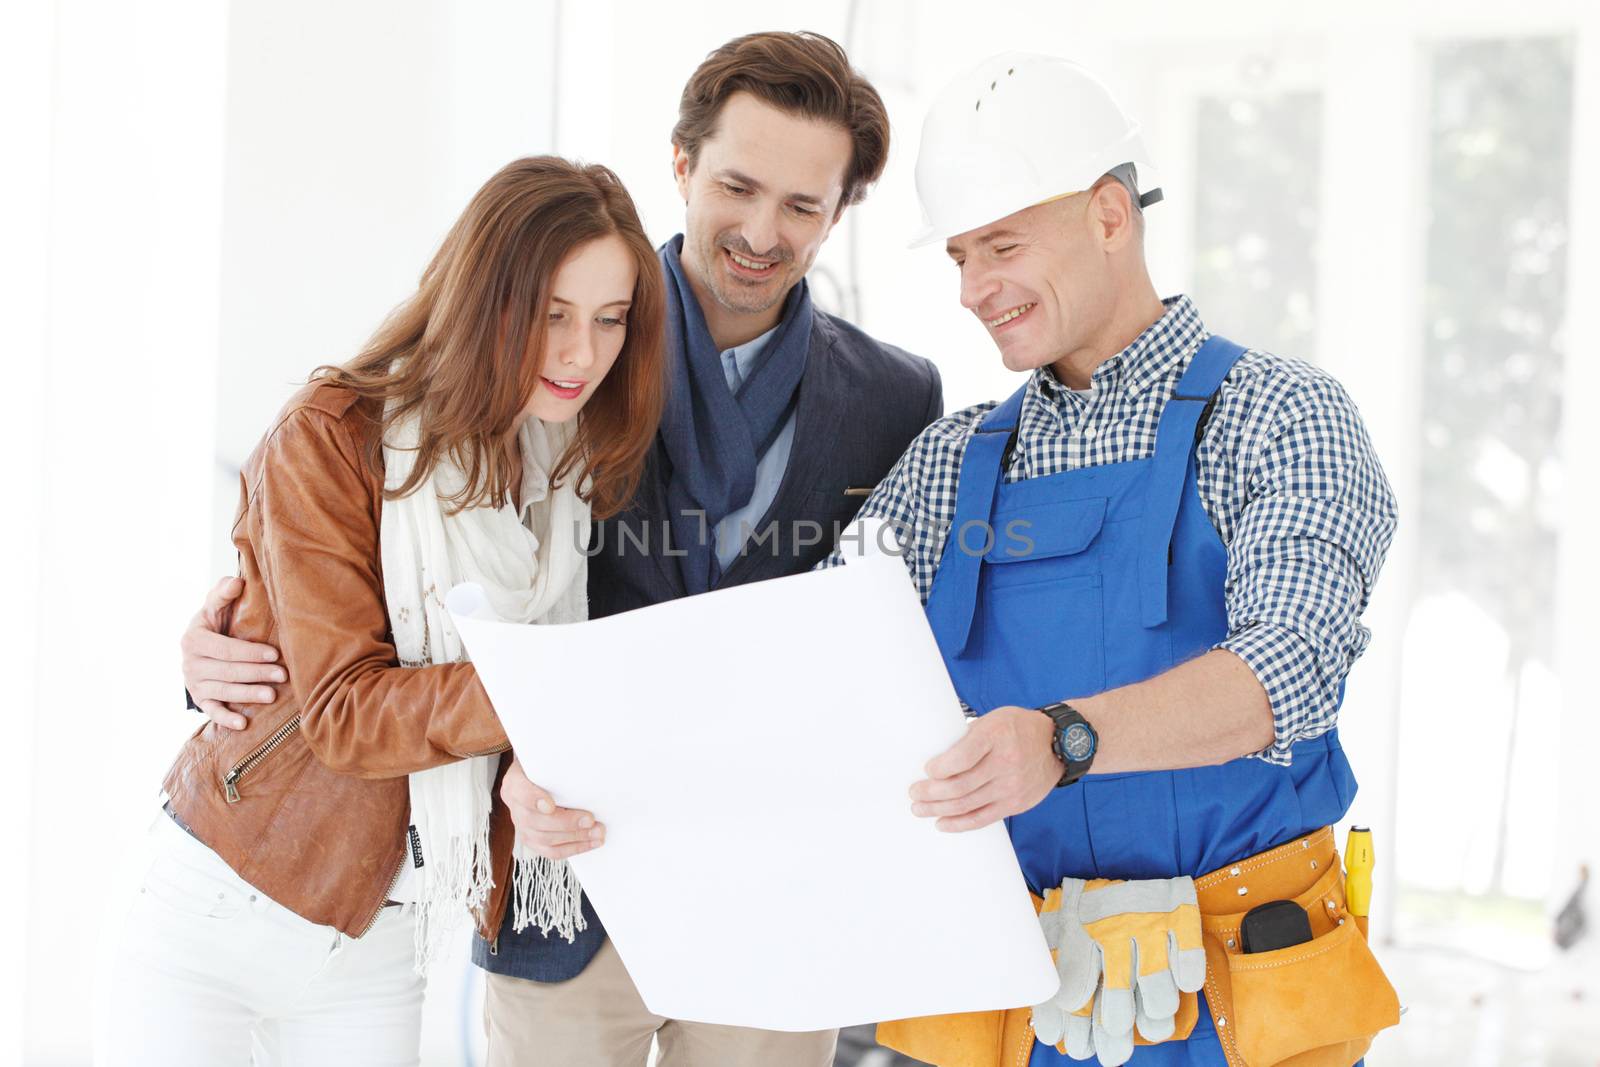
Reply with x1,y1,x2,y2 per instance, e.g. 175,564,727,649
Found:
380,409,590,970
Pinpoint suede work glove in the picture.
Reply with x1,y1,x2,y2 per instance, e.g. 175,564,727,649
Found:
1031,876,1206,1066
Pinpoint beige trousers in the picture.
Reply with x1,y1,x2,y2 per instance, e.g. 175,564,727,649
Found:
483,938,838,1067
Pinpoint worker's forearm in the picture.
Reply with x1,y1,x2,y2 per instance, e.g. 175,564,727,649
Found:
1072,650,1274,774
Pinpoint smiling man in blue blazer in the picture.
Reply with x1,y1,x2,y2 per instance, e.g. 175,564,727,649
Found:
480,32,941,1065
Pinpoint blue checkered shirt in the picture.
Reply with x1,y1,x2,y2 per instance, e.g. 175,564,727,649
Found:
823,295,1398,764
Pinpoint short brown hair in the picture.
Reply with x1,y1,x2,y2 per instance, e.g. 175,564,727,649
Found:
318,157,666,520
672,31,889,210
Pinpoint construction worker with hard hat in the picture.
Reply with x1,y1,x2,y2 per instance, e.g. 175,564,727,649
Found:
838,54,1404,1066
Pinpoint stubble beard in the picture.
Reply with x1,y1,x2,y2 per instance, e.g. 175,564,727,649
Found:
692,232,794,317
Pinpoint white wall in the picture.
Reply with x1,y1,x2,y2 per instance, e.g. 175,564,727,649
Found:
1553,13,1600,924
0,2,57,1062
16,2,230,1063
211,0,560,571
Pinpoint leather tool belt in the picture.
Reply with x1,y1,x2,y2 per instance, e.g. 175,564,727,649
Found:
877,827,1401,1067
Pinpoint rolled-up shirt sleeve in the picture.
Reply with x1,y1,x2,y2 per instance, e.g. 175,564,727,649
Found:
1215,374,1398,764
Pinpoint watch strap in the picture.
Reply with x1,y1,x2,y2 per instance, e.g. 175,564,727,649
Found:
1039,700,1096,787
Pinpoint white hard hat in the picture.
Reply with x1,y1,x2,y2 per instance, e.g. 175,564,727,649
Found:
910,52,1162,248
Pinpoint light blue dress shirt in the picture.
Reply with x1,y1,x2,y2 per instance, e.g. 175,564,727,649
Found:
713,323,797,572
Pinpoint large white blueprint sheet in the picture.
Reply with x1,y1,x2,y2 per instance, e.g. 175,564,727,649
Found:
446,552,1057,1031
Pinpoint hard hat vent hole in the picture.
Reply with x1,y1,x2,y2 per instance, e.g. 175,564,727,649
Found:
991,80,997,89
975,100,981,111
1008,68,1015,75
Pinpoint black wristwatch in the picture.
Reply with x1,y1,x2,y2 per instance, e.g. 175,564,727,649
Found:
1038,701,1097,787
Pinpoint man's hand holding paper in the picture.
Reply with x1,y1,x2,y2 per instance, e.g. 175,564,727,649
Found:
501,758,606,860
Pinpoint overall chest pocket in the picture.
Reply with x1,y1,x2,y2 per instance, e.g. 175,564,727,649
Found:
976,496,1108,709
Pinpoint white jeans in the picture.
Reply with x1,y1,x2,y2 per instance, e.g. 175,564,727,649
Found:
100,814,425,1066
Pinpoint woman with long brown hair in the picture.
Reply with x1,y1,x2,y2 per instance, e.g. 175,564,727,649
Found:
104,156,666,1066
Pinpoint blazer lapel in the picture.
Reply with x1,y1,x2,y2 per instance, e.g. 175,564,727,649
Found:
639,443,689,598
593,444,685,601
716,315,847,587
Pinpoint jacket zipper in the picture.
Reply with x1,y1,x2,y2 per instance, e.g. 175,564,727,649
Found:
356,851,410,938
222,716,301,803
225,728,508,934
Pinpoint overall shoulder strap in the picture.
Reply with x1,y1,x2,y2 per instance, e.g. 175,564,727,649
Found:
926,384,1028,659
978,381,1027,432
1137,335,1248,628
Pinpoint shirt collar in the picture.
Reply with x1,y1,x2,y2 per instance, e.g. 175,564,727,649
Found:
724,323,781,383
1030,294,1208,411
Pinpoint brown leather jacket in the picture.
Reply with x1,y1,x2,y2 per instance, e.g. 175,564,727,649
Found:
163,381,523,940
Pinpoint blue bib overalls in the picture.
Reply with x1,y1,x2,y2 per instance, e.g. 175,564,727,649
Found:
923,338,1358,1065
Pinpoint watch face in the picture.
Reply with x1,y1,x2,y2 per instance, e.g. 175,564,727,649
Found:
1062,722,1096,762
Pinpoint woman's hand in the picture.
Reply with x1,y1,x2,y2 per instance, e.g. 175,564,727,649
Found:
501,758,605,859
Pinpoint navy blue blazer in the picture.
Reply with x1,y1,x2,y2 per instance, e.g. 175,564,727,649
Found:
474,308,943,982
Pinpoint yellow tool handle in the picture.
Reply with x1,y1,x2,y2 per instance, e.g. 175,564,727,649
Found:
1345,826,1373,917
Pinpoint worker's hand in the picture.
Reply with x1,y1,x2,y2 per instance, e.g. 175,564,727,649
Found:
909,706,1063,832
181,576,285,731
502,758,605,860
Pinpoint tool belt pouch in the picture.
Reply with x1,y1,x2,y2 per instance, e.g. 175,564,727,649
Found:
1196,827,1400,1067
875,1009,1027,1067
877,996,1200,1067
875,890,1200,1067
